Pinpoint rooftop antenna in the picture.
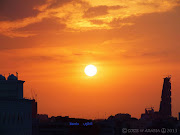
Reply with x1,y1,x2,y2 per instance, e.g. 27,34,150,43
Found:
33,89,37,101
31,89,35,99
31,88,37,101
164,75,171,78
16,72,18,79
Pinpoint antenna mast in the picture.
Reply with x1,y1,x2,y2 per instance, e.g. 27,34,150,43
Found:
16,72,18,79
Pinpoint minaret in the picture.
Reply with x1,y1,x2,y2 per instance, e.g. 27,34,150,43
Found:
159,77,171,117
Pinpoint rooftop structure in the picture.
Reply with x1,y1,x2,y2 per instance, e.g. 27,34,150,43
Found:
0,73,37,135
141,76,172,120
0,74,24,99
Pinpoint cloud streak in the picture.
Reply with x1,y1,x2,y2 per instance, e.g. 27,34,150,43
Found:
0,0,179,37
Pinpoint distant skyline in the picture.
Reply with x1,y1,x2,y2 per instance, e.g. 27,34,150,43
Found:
0,0,180,119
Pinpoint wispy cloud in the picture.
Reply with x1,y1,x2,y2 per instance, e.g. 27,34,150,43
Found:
0,0,179,37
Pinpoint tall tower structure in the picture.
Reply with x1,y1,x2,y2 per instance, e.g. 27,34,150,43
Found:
159,77,171,117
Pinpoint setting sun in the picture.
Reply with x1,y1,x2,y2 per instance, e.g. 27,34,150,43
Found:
84,65,97,76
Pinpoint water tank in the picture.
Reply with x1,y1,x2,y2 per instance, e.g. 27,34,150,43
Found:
0,74,6,80
7,74,18,80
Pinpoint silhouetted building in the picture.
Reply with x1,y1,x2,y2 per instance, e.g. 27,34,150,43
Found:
38,116,96,135
0,74,24,99
159,76,172,117
95,120,115,135
141,107,161,121
0,74,37,135
141,77,172,121
35,76,179,135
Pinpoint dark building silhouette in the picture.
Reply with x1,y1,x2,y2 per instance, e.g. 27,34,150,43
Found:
0,74,38,135
38,116,96,135
1,73,179,135
36,76,180,135
159,76,171,117
141,77,173,120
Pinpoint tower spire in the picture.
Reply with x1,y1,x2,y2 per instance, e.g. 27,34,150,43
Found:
159,76,171,117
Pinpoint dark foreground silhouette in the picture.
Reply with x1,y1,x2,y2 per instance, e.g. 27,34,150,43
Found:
0,74,179,135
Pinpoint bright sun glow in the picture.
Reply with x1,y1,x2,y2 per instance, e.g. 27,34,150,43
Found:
84,65,97,76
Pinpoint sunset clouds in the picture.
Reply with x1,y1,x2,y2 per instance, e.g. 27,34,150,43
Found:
0,0,179,37
0,0,179,64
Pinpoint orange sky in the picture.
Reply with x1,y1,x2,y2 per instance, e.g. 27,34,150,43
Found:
0,0,180,119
